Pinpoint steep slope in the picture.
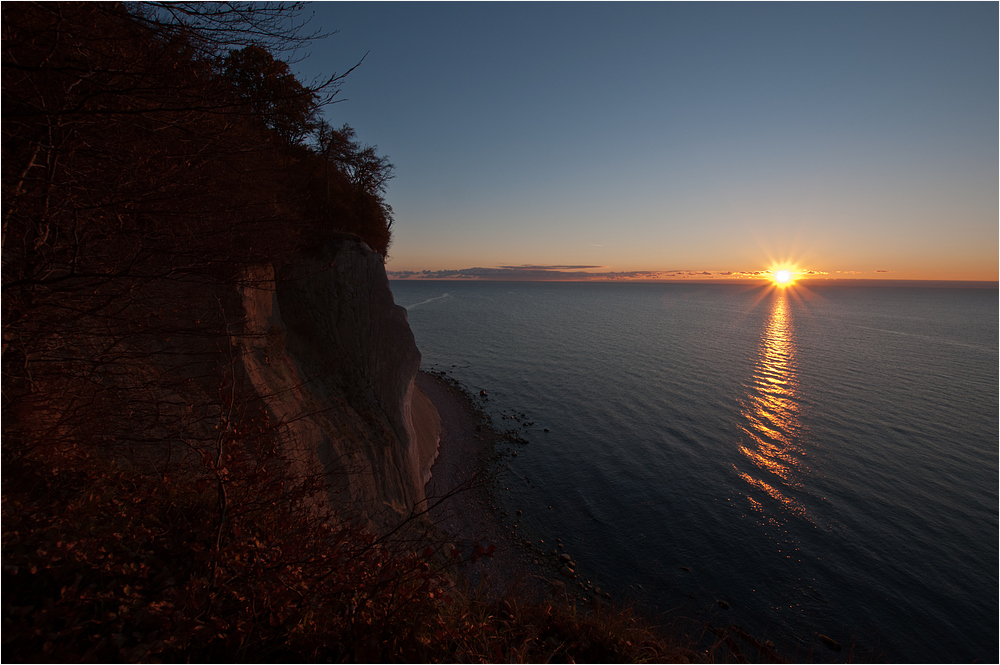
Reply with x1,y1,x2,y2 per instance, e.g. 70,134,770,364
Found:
239,234,439,524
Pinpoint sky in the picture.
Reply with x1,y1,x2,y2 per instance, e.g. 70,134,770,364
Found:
292,2,998,282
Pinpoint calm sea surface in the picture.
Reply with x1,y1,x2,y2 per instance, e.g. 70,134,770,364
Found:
389,281,998,662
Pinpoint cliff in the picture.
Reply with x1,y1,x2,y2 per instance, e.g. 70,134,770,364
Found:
238,235,440,523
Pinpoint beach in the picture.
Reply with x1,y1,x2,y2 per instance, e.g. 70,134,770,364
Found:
415,370,557,600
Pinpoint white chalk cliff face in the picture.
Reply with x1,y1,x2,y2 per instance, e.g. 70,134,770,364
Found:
239,235,439,524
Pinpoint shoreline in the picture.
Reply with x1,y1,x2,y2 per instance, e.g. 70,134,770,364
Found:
416,370,571,602
411,370,841,661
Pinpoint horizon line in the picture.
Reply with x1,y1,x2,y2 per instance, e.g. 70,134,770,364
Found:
387,275,998,288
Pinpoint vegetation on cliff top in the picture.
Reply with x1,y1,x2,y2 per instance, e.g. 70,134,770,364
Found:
3,4,709,661
4,0,395,513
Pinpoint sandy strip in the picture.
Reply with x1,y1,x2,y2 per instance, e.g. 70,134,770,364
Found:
416,371,552,599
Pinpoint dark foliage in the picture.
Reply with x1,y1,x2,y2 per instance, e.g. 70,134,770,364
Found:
2,408,464,662
2,4,406,659
2,1,396,467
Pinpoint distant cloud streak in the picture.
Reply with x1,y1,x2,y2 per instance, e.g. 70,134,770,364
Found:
386,265,831,281
498,264,603,271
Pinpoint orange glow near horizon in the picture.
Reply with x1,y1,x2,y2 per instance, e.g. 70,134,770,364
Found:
768,263,800,288
386,257,999,283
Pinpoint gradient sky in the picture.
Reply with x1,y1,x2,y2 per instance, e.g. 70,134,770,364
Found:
293,2,998,281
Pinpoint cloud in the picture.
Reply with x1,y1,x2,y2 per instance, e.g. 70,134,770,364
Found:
875,269,890,273
729,270,771,278
497,264,604,271
386,265,833,282
388,266,608,280
388,266,773,281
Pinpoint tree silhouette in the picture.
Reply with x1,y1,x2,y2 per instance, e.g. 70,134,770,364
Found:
223,44,319,144
1,4,433,660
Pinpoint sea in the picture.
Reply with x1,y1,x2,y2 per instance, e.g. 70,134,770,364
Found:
388,280,998,662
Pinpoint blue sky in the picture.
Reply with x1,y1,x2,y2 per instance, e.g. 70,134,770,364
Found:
292,2,997,280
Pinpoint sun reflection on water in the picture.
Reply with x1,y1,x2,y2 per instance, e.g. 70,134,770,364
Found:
737,288,810,520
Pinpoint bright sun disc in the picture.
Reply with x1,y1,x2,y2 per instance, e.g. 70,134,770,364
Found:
774,270,792,285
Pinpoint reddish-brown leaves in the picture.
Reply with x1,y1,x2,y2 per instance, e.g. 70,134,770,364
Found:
2,405,464,661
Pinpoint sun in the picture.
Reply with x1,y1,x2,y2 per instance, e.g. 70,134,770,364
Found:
769,265,798,287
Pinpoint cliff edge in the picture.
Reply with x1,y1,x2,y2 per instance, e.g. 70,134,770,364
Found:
239,235,440,523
